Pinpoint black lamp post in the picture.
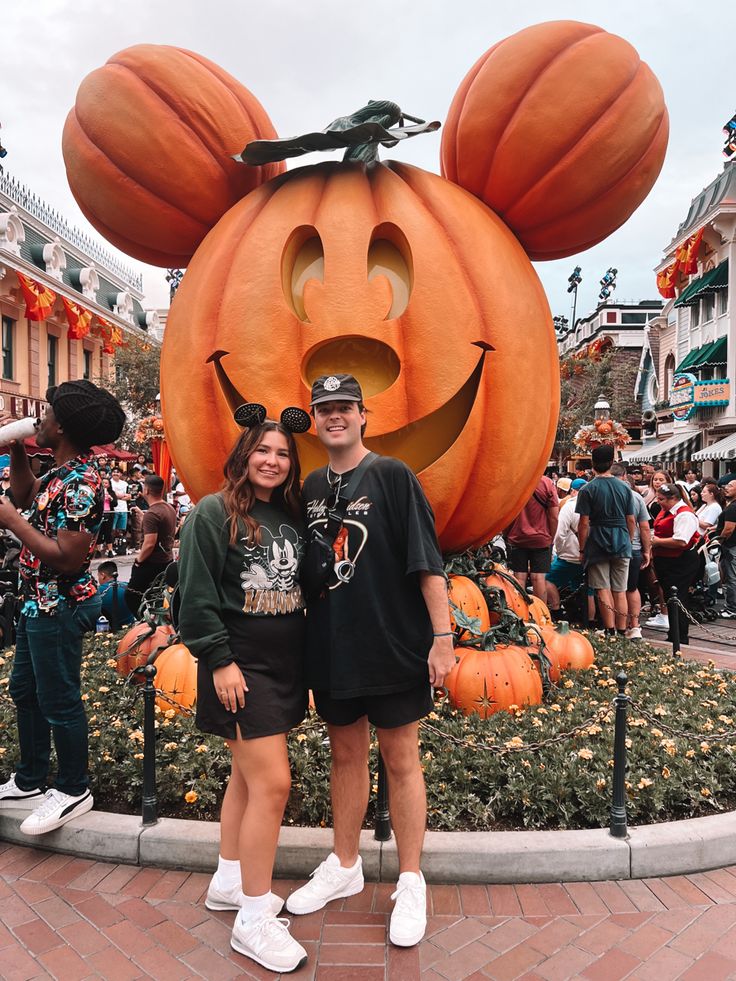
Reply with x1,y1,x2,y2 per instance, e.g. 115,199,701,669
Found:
567,266,582,328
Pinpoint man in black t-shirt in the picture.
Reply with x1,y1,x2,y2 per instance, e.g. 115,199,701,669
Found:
716,479,736,617
125,474,176,616
287,374,453,948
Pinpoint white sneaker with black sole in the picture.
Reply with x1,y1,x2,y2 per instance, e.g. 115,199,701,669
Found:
230,913,307,973
205,880,284,914
645,613,670,629
0,774,44,810
286,852,364,914
19,788,93,835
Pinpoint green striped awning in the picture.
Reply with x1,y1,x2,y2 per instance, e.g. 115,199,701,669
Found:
675,337,728,373
674,261,729,307
674,347,702,373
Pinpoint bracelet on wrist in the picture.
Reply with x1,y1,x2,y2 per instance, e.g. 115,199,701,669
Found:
433,631,453,637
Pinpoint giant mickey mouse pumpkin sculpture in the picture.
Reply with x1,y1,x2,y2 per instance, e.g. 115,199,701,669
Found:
62,22,667,552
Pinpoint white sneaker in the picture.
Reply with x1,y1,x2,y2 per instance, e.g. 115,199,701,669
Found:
389,871,427,947
230,913,307,973
205,879,284,914
19,789,93,836
286,852,364,915
645,613,670,629
0,774,45,811
625,627,643,640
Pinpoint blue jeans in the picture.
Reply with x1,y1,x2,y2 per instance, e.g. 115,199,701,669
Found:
9,596,101,796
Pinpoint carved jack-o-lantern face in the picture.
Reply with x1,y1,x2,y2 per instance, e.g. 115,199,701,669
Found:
161,160,559,552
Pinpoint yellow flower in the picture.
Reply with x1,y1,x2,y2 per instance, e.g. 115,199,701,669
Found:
164,742,177,751
537,707,548,715
505,736,525,750
577,748,594,760
184,790,198,804
662,767,671,779
549,704,562,713
638,778,653,789
653,705,668,716
98,686,110,693
587,725,602,736
81,693,89,701
700,742,711,754
91,730,100,738
686,748,696,759
521,759,531,768
651,728,663,738
165,709,176,720
701,787,711,797
296,733,307,743
596,779,606,790
106,658,117,668
133,752,144,760
129,730,144,743
563,679,574,689
682,688,693,697
0,747,6,756
195,745,208,753
718,716,733,725
630,718,647,728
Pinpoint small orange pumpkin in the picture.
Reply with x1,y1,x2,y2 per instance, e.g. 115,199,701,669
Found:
445,641,542,718
448,575,491,639
116,622,175,678
537,622,595,683
62,44,283,267
441,21,668,260
154,643,197,714
527,596,553,627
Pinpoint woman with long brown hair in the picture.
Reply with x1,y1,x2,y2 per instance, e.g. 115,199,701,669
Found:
178,407,310,974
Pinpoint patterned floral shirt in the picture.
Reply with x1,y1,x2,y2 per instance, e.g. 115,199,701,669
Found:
19,454,103,616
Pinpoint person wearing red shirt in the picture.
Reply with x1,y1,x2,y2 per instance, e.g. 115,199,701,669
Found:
505,475,559,602
652,484,701,645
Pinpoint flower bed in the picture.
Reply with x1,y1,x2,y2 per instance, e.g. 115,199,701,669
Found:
1,634,735,831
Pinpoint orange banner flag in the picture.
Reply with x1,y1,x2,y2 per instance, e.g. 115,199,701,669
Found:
683,228,704,275
61,296,93,340
16,272,56,322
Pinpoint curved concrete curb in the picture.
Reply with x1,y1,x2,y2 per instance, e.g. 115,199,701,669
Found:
3,808,736,884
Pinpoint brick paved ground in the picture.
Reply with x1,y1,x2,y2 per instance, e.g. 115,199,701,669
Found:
3,843,736,979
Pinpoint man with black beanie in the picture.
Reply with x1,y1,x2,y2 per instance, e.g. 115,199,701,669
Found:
0,380,125,835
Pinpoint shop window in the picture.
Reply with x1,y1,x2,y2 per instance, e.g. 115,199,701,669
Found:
1,315,14,380
702,293,715,322
47,335,57,388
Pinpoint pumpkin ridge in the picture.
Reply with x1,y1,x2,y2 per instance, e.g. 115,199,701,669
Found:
73,196,195,267
501,61,661,221
105,58,235,188
67,109,212,244
513,106,669,241
479,27,605,205
178,47,260,138
442,38,507,182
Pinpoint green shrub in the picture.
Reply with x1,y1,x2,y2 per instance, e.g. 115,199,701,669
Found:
1,633,735,830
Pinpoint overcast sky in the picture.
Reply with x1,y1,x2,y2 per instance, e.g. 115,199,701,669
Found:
2,0,734,321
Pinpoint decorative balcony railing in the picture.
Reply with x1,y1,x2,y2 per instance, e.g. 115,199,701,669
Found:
0,169,143,293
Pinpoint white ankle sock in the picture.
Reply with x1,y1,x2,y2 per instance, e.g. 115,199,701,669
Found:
329,852,361,872
215,855,241,889
238,892,273,924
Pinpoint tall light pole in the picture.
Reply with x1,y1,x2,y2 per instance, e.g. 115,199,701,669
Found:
567,266,582,328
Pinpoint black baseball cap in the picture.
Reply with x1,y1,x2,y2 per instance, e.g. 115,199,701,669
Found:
310,374,363,406
718,473,736,486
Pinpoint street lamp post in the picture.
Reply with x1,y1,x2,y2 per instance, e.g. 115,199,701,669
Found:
567,266,582,327
594,394,611,423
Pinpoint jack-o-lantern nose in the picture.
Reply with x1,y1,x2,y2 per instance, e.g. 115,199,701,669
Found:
302,337,400,397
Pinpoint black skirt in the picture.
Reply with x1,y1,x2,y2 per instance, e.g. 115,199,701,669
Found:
195,612,307,740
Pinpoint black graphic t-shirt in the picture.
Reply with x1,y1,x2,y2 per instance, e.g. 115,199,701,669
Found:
302,455,444,697
178,494,306,671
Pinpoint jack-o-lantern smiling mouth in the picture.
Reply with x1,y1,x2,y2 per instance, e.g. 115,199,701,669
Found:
207,340,492,474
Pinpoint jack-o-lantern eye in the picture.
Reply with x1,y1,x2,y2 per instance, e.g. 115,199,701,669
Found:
368,224,413,320
282,226,325,322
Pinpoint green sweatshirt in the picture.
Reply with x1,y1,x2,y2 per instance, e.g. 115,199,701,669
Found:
178,493,306,672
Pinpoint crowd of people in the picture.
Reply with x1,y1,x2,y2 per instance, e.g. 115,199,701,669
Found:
507,451,736,645
2,375,736,973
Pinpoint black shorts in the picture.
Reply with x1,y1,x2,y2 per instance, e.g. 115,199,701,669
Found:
313,682,433,729
508,545,553,574
627,550,643,593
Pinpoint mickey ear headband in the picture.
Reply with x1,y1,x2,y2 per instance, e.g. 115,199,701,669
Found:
234,403,311,435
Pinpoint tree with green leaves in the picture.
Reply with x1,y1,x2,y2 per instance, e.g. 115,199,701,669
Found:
108,341,161,448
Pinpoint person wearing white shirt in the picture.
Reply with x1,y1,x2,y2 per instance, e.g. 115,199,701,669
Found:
652,484,702,646
546,480,588,618
110,467,130,553
696,480,723,533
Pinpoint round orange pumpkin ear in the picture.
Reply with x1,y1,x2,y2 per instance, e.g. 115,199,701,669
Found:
62,44,284,268
440,21,669,261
